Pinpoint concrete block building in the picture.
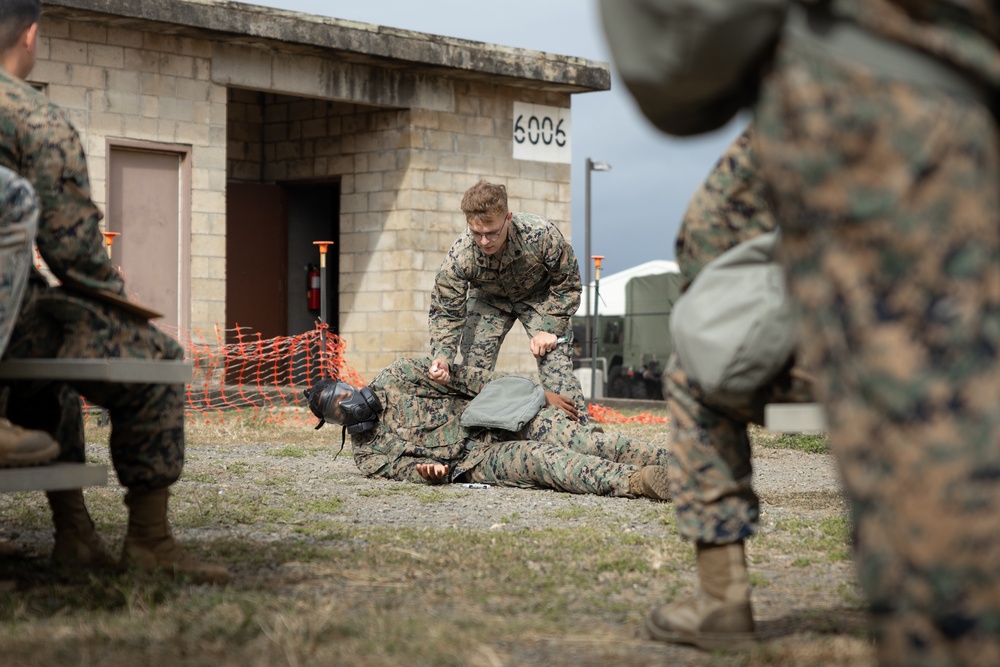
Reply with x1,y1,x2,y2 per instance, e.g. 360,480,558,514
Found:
35,0,610,381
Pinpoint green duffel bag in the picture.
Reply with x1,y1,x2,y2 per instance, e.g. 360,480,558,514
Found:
669,231,796,405
460,376,546,432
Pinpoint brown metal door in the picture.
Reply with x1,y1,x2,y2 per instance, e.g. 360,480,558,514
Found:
226,183,288,340
108,147,186,330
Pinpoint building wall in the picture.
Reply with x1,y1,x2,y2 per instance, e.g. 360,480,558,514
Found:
32,15,229,331
229,82,572,381
35,13,574,383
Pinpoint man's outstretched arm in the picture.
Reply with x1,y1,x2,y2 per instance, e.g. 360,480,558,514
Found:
354,445,451,485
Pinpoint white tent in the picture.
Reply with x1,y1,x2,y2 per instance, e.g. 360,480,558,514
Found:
575,259,680,317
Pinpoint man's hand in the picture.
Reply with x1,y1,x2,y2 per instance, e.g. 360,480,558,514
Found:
530,332,559,357
545,391,580,421
429,359,451,383
416,463,451,483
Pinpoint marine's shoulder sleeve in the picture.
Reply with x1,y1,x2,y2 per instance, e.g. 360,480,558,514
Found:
0,77,124,295
429,236,475,361
511,213,581,323
675,125,776,291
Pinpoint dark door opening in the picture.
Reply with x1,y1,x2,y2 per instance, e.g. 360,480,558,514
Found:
286,182,340,336
225,183,288,341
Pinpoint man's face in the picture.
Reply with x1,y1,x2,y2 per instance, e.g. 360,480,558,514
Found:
467,211,510,256
324,383,356,425
304,379,355,426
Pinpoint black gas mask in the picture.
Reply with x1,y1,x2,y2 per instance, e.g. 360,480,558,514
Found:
304,379,382,435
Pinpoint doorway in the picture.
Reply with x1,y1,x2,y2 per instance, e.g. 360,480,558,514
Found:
107,142,190,331
225,181,340,338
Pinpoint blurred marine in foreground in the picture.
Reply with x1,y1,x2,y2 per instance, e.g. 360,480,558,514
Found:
601,0,1000,663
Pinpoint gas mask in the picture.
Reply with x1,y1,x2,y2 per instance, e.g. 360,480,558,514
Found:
303,379,382,435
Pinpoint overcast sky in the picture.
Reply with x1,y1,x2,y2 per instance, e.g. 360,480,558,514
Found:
248,0,747,278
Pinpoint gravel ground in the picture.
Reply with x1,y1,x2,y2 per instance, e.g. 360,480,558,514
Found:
0,426,870,667
176,439,845,536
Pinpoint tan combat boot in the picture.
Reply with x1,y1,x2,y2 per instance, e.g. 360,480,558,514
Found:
0,418,58,467
646,541,755,650
121,487,229,585
628,465,671,501
47,489,119,570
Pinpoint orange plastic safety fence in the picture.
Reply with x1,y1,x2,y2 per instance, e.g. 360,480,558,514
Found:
83,322,364,426
179,323,364,426
36,252,362,426
588,403,669,425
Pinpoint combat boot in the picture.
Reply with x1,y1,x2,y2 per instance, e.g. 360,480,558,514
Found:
646,541,756,651
47,489,119,570
0,418,58,467
628,465,671,501
121,487,229,585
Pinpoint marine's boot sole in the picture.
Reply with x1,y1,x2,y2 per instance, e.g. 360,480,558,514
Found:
644,615,756,651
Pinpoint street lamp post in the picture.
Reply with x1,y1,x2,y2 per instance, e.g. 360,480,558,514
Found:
584,158,611,370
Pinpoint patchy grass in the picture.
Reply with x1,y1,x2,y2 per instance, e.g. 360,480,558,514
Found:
0,408,871,667
750,425,830,454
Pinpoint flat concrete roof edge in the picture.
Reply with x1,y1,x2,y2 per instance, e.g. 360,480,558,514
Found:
43,0,611,92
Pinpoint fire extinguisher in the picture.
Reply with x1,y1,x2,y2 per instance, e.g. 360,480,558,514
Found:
307,264,320,310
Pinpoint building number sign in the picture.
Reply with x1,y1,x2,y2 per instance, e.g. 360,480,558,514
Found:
512,102,571,164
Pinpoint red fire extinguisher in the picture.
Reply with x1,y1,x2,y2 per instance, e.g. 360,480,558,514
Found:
307,264,320,310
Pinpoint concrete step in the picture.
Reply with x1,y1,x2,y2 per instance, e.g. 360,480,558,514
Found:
764,403,827,434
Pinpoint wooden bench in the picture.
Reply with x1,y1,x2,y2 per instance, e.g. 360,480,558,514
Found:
764,402,827,434
0,358,193,493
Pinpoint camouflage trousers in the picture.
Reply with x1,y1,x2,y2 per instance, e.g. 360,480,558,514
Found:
2,284,186,492
463,405,672,496
459,295,587,418
756,42,1000,667
664,353,812,543
0,170,38,355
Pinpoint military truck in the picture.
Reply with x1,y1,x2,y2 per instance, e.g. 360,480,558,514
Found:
572,261,683,400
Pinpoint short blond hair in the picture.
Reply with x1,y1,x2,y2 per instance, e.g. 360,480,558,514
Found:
461,180,508,222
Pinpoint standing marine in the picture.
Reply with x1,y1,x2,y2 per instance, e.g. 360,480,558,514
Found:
602,0,1000,663
428,179,588,419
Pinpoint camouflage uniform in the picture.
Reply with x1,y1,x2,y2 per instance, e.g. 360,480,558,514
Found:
0,70,185,492
430,212,587,415
755,1,1000,663
0,166,38,354
352,357,671,496
666,126,812,544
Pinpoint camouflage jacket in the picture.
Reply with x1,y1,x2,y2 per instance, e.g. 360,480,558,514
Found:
429,213,582,362
0,69,124,297
0,166,39,354
831,0,1000,87
675,126,776,292
352,357,505,483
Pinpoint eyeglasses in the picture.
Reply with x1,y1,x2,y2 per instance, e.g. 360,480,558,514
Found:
467,214,509,242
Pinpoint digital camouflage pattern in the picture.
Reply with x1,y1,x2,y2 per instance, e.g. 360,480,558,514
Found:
0,70,123,296
674,126,775,293
352,357,671,496
0,166,38,354
666,126,812,544
429,212,586,414
832,0,1000,87
0,70,185,492
755,14,1000,666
